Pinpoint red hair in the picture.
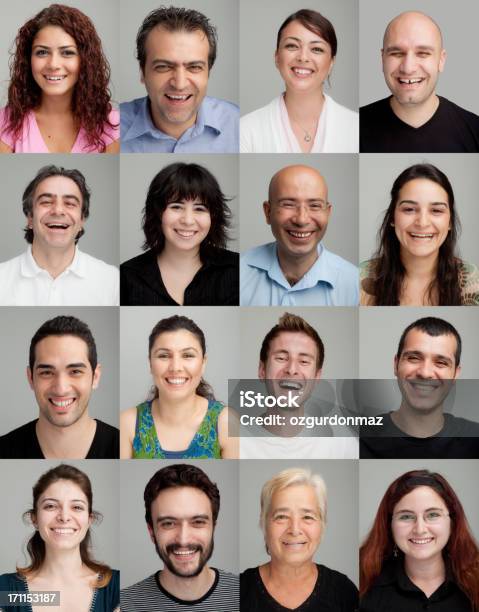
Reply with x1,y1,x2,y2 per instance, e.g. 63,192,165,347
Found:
360,470,479,610
5,4,116,151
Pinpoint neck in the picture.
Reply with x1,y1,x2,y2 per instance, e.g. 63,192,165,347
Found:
276,246,319,285
390,94,439,128
404,553,446,583
148,100,197,140
159,566,214,601
401,249,438,279
37,547,85,579
37,93,74,116
392,403,445,437
36,411,95,457
158,244,202,269
284,88,325,121
31,242,76,279
153,394,205,424
264,559,317,582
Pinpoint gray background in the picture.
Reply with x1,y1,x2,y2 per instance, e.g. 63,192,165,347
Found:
120,307,240,409
239,0,358,115
360,154,479,264
118,0,239,105
0,307,119,435
360,459,479,540
0,0,119,105
239,307,359,379
120,154,239,262
0,460,119,569
359,0,479,113
120,459,239,588
239,459,358,585
240,154,358,264
0,155,119,266
359,307,479,379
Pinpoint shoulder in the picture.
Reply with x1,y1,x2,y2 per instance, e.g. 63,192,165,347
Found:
458,260,479,305
121,250,154,271
108,108,120,124
326,95,359,123
120,574,157,598
360,97,391,117
203,96,239,126
0,253,23,274
120,97,145,127
241,243,275,266
0,106,14,146
80,251,118,276
205,96,239,114
94,419,119,435
0,573,24,588
240,567,258,583
205,246,239,266
439,97,479,124
323,248,358,275
318,564,358,598
217,568,239,585
0,419,36,442
443,414,479,436
120,407,138,428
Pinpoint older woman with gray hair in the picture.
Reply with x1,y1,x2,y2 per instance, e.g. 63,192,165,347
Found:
240,467,358,611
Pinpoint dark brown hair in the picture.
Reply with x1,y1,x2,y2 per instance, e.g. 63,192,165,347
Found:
396,316,462,368
276,9,337,57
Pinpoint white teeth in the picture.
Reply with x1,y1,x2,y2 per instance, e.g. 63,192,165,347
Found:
53,528,75,534
175,230,196,237
410,233,434,238
293,68,313,75
173,550,196,555
410,538,433,544
288,231,313,238
167,378,187,385
166,94,190,100
279,381,302,390
45,76,66,81
399,78,423,84
51,399,74,407
47,224,69,229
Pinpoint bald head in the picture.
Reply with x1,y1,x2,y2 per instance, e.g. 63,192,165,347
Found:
383,11,443,51
268,165,328,203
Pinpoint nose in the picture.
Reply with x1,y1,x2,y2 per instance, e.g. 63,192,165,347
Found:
45,52,61,71
50,199,65,216
57,505,71,523
180,207,195,226
292,204,310,225
168,354,183,372
412,515,428,534
399,52,417,74
297,44,310,63
177,521,191,545
414,208,431,228
170,67,188,90
50,372,71,395
284,358,300,377
415,359,435,379
287,515,302,536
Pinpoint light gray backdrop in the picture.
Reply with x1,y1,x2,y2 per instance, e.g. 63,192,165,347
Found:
0,307,119,435
239,459,358,585
0,460,119,570
359,307,479,379
118,0,239,105
0,155,119,265
359,0,479,113
239,307,358,379
0,0,119,105
360,459,479,541
360,154,479,265
120,307,240,410
120,154,239,262
120,459,239,588
240,0,358,115
239,154,358,265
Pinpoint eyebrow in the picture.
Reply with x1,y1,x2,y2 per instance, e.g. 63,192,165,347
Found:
272,349,315,359
151,59,207,67
156,513,210,522
275,197,327,204
272,507,319,514
32,44,77,50
40,497,86,504
153,346,200,353
385,45,436,53
283,36,325,45
35,192,81,203
395,506,445,513
35,362,88,370
398,199,448,207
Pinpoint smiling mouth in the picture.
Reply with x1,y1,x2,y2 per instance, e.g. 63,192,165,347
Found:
292,67,314,77
409,232,435,240
283,541,307,547
165,377,188,386
51,528,77,535
49,398,75,409
165,94,193,102
46,223,70,230
174,230,197,238
409,537,434,545
278,380,304,391
44,75,67,82
287,230,315,239
398,78,425,85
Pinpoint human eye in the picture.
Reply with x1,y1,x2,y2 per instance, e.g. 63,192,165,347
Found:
188,64,204,73
43,502,57,510
62,48,77,57
194,204,209,213
279,201,295,209
34,49,49,57
154,63,171,73
311,46,325,54
425,510,441,521
156,352,170,360
417,51,431,58
38,370,54,378
69,368,84,376
303,514,316,521
182,352,197,359
431,207,446,215
284,43,299,50
273,513,288,522
397,512,415,522
192,518,208,527
167,202,183,210
159,519,176,529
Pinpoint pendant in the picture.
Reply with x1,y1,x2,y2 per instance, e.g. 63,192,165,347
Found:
304,133,312,142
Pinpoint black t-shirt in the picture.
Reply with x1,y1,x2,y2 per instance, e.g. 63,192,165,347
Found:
0,419,119,459
241,565,358,612
360,560,472,612
360,412,479,458
120,247,239,305
360,96,479,152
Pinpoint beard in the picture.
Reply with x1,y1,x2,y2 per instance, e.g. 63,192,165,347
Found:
155,537,214,578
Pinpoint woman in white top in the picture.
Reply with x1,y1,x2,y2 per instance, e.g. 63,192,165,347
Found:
240,9,358,153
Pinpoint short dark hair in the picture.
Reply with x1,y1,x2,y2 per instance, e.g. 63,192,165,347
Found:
22,165,91,244
260,312,325,370
142,162,231,256
396,316,462,367
276,9,337,57
29,316,98,373
144,464,220,528
136,6,217,71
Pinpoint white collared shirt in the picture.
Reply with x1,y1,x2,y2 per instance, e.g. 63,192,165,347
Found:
0,246,119,306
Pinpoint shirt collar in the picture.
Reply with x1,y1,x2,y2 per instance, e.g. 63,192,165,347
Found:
375,559,456,594
21,246,86,279
122,96,221,142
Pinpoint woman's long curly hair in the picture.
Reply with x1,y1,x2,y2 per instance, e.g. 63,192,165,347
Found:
17,464,113,588
5,4,115,151
368,164,462,305
360,470,479,610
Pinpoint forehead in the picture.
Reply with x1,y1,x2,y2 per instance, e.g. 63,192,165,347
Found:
34,335,90,365
270,484,319,511
32,24,77,47
33,175,82,201
150,486,212,517
151,329,203,352
39,479,87,503
144,25,209,63
268,331,318,358
397,178,449,204
394,485,446,511
270,167,327,202
384,13,442,50
400,329,456,359
279,19,327,46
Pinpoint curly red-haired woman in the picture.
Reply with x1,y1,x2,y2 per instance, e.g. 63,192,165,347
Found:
360,470,479,611
0,4,119,153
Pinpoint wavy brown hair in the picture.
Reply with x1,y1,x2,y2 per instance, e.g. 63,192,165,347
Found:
360,470,479,610
18,464,113,588
368,164,462,305
4,4,116,151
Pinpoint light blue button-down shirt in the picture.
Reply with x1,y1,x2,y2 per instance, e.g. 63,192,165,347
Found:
240,242,359,306
120,95,239,153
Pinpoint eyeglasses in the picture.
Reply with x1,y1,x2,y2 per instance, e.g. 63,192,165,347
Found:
392,509,450,525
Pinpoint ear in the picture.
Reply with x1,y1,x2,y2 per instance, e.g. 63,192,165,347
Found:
393,355,399,377
439,48,446,73
27,214,33,229
453,364,461,380
263,201,272,225
258,361,266,380
314,368,322,381
274,49,279,69
201,353,207,376
147,523,156,545
92,364,102,390
327,57,335,76
325,202,332,221
27,366,34,390
140,69,145,85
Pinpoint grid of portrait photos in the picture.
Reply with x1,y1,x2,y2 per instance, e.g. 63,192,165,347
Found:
0,0,478,611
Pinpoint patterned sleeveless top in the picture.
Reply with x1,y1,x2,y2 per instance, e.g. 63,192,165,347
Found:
132,399,223,459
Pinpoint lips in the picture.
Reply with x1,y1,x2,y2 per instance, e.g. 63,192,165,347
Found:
46,222,70,230
165,377,188,386
286,230,315,241
408,232,435,240
398,77,425,85
165,93,193,104
174,229,197,239
44,75,67,82
292,67,314,77
49,397,75,411
409,537,434,545
278,380,304,391
51,527,76,535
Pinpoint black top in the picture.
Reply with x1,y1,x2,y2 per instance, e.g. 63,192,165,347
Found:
360,412,479,459
0,419,119,459
360,560,472,612
360,96,479,152
120,247,239,305
241,564,358,611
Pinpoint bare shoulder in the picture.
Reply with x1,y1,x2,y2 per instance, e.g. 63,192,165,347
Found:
0,140,13,153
